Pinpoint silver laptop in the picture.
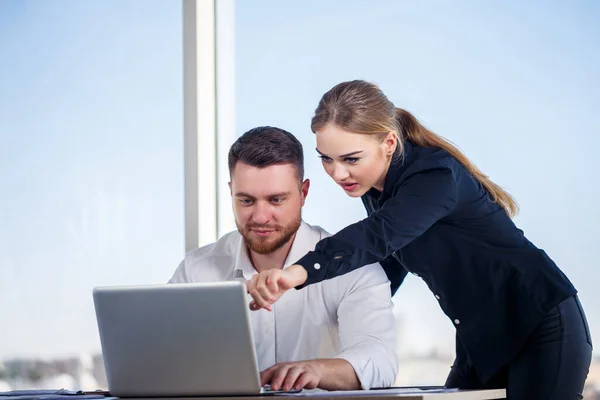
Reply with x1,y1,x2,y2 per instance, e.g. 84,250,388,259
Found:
93,281,277,397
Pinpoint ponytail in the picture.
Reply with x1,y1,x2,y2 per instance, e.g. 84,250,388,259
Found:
395,108,519,218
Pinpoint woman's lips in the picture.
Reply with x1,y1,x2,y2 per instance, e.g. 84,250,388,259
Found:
339,182,358,192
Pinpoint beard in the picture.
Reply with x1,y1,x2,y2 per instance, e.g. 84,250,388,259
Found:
237,213,302,255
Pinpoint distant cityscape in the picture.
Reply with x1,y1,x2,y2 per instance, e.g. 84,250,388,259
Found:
0,353,106,392
1,351,599,398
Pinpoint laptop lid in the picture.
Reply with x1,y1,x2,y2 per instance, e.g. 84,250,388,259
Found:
92,281,262,397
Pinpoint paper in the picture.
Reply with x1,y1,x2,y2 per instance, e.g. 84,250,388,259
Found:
275,387,459,396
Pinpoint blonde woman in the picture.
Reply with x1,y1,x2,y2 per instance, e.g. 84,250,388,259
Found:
246,80,592,399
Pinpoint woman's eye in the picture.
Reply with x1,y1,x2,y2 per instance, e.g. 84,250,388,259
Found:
318,155,333,163
344,157,359,164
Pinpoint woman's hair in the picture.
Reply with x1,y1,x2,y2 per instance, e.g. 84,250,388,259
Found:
311,80,519,217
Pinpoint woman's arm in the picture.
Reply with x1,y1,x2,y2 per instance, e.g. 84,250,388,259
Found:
246,166,459,311
296,166,458,288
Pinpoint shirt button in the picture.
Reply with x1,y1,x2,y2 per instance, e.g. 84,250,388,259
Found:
435,295,441,300
314,263,321,270
412,272,419,277
454,319,460,325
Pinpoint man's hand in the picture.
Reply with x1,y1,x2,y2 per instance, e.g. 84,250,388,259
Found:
260,360,323,392
261,358,361,391
246,264,308,311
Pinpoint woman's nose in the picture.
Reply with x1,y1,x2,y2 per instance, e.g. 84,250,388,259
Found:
332,163,350,181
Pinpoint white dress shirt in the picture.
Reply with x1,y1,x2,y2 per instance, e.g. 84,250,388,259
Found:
169,221,398,389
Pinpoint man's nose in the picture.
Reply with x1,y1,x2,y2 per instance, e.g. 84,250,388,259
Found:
332,163,350,181
251,203,271,225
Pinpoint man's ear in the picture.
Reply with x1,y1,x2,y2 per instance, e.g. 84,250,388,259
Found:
300,179,310,206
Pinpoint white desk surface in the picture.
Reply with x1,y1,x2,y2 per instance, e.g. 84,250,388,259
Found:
129,388,506,400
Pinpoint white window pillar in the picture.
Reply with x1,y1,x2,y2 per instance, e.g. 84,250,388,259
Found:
215,0,237,238
183,0,236,252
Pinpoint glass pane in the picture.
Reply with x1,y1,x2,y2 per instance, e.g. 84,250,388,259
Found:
0,0,183,390
235,0,599,387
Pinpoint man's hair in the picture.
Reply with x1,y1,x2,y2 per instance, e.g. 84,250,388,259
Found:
228,126,304,181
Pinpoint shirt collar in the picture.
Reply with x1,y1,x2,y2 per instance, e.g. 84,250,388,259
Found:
233,240,256,280
363,140,414,200
382,139,414,195
233,220,315,280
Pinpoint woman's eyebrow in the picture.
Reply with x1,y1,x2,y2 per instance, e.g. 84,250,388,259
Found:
316,148,363,158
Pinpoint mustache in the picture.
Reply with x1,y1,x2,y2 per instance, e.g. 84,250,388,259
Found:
245,224,282,230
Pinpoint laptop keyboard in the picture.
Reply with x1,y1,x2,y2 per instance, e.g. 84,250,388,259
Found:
261,385,302,394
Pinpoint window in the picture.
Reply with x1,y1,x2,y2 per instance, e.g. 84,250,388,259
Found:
0,0,184,390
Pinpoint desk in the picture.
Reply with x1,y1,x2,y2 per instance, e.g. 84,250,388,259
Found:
147,388,506,400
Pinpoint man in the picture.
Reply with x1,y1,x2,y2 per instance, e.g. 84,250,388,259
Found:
169,126,398,392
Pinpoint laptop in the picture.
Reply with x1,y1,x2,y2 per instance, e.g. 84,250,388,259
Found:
93,281,292,397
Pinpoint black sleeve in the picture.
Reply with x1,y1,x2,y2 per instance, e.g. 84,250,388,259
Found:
379,254,409,296
295,167,458,288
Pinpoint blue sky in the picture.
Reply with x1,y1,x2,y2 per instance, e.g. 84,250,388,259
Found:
0,0,598,360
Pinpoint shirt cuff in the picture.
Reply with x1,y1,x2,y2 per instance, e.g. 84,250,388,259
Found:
294,250,329,289
333,351,375,390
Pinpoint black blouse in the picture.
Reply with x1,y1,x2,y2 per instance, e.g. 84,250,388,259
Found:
295,140,576,382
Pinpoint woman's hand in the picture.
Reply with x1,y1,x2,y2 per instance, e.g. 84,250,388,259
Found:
246,264,308,311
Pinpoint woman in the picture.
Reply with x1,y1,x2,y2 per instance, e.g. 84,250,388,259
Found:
246,80,592,398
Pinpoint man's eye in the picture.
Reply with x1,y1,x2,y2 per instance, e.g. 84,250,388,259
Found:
271,198,282,204
344,157,359,164
240,199,253,205
318,155,333,163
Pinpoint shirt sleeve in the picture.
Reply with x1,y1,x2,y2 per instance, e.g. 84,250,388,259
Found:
296,167,458,288
332,264,399,389
168,259,189,283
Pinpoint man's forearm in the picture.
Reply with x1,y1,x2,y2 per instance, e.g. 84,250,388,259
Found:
313,358,361,390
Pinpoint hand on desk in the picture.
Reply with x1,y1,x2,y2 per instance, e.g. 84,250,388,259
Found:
260,359,360,392
261,360,322,392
